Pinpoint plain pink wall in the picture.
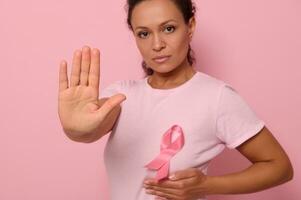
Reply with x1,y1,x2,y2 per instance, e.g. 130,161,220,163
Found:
0,0,299,199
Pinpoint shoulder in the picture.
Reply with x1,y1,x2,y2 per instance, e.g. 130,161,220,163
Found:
193,71,229,95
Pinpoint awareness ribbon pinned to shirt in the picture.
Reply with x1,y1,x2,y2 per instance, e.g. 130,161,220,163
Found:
144,124,185,182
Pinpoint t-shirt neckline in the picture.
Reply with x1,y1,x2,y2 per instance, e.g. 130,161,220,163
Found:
144,71,200,94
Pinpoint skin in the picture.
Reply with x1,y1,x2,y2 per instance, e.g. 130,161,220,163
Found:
59,0,294,198
143,127,294,199
130,0,197,89
58,46,126,143
129,0,294,199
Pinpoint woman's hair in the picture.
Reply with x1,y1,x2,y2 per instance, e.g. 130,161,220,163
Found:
125,0,197,76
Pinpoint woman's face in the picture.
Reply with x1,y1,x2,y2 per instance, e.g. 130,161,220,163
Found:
131,0,196,74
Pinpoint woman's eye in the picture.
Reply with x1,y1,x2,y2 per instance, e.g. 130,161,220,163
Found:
164,26,176,33
138,31,148,38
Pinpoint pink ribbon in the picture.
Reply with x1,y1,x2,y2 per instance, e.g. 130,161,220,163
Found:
144,124,185,182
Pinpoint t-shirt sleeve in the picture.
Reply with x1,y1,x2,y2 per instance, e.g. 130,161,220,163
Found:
215,84,265,149
99,80,123,98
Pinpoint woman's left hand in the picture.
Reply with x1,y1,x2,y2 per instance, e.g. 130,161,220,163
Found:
143,168,207,200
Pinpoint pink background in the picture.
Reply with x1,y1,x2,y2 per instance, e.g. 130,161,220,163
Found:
0,0,300,199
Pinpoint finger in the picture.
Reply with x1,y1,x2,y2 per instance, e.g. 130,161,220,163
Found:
89,48,100,91
145,176,198,189
154,197,168,200
147,178,201,200
147,185,180,196
95,93,126,119
59,60,68,92
146,189,180,200
145,179,180,190
80,45,91,86
151,185,204,200
169,168,200,181
70,49,82,87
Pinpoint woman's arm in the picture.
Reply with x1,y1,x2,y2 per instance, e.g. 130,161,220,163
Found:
203,126,294,195
142,126,293,199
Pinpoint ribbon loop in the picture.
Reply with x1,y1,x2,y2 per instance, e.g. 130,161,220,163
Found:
144,124,185,181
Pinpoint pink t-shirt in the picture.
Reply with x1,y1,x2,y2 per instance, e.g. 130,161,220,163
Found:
100,71,265,200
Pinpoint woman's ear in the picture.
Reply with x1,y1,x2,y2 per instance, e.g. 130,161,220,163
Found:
188,17,196,42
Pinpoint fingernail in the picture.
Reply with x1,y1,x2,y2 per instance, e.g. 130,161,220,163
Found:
169,174,176,180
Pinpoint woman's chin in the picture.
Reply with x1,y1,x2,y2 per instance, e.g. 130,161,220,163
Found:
149,62,176,73
151,66,176,74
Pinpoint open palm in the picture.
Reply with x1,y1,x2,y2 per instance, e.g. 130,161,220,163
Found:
58,46,126,138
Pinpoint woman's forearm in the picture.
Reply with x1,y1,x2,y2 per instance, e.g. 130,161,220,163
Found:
202,160,293,195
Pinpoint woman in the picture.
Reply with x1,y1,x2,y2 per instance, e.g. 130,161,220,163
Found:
58,0,294,199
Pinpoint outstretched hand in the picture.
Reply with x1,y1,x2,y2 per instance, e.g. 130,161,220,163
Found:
58,45,126,138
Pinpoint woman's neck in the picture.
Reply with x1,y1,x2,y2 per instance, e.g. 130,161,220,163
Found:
147,61,197,89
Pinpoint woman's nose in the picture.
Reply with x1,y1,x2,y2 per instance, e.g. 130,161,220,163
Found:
152,34,166,51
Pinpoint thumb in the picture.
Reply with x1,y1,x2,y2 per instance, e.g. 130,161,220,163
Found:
95,93,126,119
168,168,198,180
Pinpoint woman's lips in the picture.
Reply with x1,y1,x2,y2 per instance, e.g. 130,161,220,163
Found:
153,56,171,64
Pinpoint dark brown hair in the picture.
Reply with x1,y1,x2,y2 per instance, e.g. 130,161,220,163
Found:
125,0,197,76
